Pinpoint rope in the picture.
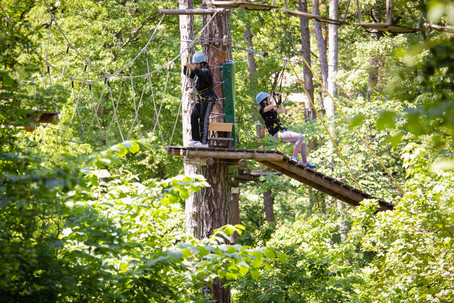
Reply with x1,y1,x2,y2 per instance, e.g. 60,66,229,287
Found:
66,65,88,133
89,79,107,131
145,52,165,146
88,82,106,140
127,67,143,139
296,55,406,195
0,3,11,24
153,65,172,135
289,60,364,191
168,99,182,146
106,80,125,141
41,0,106,76
41,11,218,84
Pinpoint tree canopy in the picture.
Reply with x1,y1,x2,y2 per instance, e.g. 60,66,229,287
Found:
1,0,453,302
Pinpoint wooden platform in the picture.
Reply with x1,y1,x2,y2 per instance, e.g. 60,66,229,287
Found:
166,146,394,211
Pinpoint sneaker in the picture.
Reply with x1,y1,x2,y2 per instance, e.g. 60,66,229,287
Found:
291,157,302,163
194,142,208,148
187,140,200,147
305,163,316,169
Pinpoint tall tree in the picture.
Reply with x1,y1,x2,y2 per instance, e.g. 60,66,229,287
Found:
298,0,315,119
200,1,232,301
244,25,258,87
179,0,200,238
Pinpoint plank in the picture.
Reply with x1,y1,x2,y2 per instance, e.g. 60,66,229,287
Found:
166,146,284,161
209,122,233,132
259,159,393,211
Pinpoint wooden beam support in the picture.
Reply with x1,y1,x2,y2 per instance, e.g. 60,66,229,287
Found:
184,157,215,166
158,8,225,15
424,23,454,32
166,146,284,161
281,8,349,25
209,1,278,10
229,159,247,167
354,22,423,33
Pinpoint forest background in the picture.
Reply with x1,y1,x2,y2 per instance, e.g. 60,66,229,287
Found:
0,0,453,302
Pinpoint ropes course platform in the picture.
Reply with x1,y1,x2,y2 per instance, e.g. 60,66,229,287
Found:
166,146,394,211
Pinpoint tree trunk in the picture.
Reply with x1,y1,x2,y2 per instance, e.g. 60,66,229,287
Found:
263,189,275,223
179,0,200,238
201,3,232,301
298,0,316,207
229,186,240,243
313,0,328,90
328,0,338,115
328,0,348,241
244,25,257,87
298,0,315,120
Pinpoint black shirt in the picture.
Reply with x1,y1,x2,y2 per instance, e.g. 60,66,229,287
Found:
185,65,217,101
259,107,286,136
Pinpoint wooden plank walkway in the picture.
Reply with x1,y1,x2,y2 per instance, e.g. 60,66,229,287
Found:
166,146,394,211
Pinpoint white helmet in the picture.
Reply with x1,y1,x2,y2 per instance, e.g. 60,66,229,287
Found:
255,92,269,104
192,52,206,64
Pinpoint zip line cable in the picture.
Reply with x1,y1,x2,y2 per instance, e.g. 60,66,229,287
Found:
289,60,363,191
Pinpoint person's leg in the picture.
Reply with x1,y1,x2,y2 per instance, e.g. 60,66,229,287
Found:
191,102,201,142
278,130,306,164
200,101,214,144
300,141,308,164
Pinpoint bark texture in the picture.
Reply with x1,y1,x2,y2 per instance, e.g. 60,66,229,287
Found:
263,189,275,223
201,3,232,301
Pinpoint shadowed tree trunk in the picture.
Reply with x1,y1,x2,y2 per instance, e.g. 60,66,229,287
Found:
201,2,232,301
263,189,275,223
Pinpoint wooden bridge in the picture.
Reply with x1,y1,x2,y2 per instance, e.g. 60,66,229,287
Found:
166,146,394,211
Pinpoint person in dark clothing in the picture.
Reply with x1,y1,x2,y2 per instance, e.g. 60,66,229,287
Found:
183,52,217,148
256,91,315,168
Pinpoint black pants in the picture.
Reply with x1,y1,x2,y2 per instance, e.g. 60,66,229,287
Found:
191,101,214,144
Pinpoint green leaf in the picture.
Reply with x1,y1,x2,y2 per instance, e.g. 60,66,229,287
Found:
276,252,288,263
376,111,396,131
250,268,260,280
167,250,183,260
121,141,140,154
351,114,365,127
263,248,276,259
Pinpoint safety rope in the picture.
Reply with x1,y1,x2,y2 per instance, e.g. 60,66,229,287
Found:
89,79,107,131
88,81,106,140
168,99,182,147
106,79,125,141
66,65,88,133
289,60,363,191
296,55,406,194
127,66,143,139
